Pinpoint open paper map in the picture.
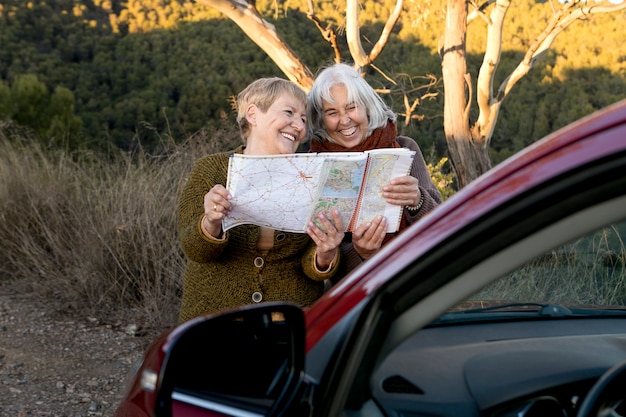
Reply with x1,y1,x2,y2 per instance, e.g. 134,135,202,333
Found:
223,148,416,233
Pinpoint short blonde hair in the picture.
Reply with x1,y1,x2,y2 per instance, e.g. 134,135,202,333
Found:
237,77,307,141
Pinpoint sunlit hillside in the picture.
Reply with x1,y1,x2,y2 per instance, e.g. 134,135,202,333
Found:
0,0,624,160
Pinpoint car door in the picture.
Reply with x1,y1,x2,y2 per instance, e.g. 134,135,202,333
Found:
307,101,626,417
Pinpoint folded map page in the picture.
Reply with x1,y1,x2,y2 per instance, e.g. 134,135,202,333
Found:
223,148,416,233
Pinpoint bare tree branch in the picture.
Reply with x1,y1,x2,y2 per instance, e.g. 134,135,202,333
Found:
346,0,368,67
347,0,403,69
368,0,404,63
306,0,342,63
195,0,624,189
497,0,626,101
467,0,495,24
195,0,315,90
475,0,510,143
471,0,625,149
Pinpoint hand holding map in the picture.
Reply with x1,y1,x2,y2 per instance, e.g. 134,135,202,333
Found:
223,148,416,233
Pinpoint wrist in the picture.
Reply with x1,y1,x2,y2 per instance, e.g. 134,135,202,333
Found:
406,190,424,212
200,215,223,239
315,249,338,272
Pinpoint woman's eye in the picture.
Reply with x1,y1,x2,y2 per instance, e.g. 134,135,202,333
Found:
285,110,293,116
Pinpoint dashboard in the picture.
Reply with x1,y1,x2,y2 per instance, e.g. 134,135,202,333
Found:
371,317,626,417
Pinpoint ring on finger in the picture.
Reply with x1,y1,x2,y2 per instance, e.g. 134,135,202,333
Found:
213,204,218,211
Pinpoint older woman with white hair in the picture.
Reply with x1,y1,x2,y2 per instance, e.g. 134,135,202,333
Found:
308,63,442,277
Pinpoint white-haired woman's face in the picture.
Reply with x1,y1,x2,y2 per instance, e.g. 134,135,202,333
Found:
321,85,368,148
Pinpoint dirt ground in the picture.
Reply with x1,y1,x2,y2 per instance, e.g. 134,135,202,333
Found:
0,284,156,417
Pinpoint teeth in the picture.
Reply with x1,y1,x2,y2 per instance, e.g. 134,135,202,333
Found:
282,133,296,142
340,127,357,136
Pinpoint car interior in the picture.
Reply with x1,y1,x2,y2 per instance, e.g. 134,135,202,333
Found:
347,200,626,417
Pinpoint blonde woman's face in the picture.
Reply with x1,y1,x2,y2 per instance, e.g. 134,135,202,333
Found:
321,85,368,148
246,93,307,155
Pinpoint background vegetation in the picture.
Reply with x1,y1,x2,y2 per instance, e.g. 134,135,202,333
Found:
0,0,624,329
1,0,624,159
0,121,240,331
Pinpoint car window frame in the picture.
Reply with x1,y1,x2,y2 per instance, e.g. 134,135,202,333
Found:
315,144,626,417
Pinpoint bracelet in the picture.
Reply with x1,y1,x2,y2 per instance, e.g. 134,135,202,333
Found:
406,192,424,212
200,215,225,240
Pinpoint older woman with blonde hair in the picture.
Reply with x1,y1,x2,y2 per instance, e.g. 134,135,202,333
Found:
178,77,344,322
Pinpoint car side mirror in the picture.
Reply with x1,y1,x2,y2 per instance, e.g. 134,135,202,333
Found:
154,302,306,417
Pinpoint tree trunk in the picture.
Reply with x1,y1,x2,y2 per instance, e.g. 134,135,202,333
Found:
197,0,625,188
442,0,492,187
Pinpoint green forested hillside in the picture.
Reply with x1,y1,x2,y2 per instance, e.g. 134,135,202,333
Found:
0,0,624,162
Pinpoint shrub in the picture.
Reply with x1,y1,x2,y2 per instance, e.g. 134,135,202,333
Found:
0,120,240,333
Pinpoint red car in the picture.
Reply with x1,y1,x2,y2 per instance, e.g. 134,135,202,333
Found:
115,99,626,417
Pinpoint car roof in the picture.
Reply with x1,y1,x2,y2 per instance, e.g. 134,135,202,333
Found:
305,99,626,350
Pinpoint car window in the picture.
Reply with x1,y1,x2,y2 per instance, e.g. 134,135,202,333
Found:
366,212,626,417
460,220,626,311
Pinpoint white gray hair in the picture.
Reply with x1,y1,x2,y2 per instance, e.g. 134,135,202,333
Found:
307,63,396,144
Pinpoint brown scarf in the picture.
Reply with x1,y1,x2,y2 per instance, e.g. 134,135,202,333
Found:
309,120,410,244
309,120,401,152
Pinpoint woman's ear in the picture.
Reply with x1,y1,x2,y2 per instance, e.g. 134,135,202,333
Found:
245,104,257,126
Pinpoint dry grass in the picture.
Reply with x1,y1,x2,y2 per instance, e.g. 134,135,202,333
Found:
474,225,626,307
0,118,454,334
0,120,240,332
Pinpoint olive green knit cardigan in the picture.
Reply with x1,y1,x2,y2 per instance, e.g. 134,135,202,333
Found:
177,146,340,323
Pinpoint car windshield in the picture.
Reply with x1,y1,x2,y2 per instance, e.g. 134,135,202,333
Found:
445,219,626,321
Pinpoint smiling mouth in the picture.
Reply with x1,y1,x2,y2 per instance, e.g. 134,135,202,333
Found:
339,127,357,137
281,132,297,142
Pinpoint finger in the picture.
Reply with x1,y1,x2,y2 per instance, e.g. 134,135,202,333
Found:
306,229,323,246
323,212,345,248
388,175,418,187
384,183,418,195
352,221,370,240
307,229,332,252
212,184,232,199
363,215,385,235
383,188,419,206
373,216,388,236
315,212,335,231
209,208,224,222
364,214,385,228
205,192,232,216
384,176,419,197
316,211,345,238
353,227,384,254
330,210,345,232
353,216,385,244
307,219,328,242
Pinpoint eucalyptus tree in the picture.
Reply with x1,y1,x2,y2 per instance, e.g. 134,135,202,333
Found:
195,0,625,186
442,0,625,185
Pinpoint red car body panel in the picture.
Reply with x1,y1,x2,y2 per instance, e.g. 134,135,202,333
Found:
304,99,626,351
115,318,216,416
114,99,626,417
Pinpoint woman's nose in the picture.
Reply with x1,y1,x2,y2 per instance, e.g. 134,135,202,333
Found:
293,118,305,131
